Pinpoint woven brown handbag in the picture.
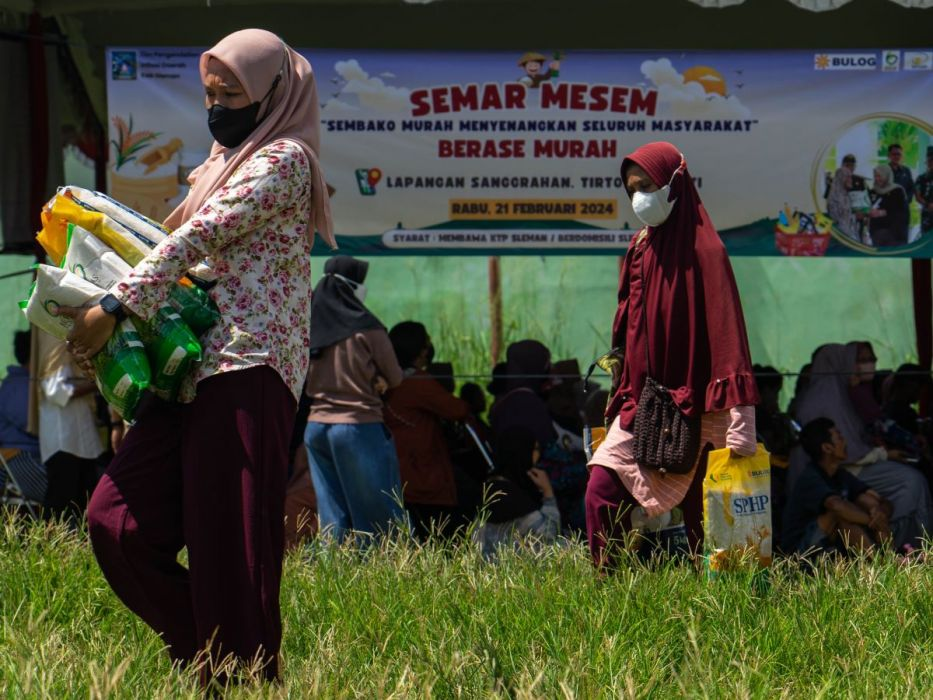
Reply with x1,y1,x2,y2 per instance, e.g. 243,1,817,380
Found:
632,376,701,474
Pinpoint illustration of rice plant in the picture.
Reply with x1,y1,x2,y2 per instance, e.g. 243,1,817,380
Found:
111,115,160,170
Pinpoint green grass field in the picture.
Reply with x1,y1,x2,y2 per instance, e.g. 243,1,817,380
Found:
1,517,931,698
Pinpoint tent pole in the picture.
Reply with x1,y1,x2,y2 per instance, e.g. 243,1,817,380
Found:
488,256,502,366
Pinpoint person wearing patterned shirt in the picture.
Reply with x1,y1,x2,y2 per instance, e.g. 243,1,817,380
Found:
63,29,333,685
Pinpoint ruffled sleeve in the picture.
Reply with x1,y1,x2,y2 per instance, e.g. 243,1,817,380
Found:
704,371,759,415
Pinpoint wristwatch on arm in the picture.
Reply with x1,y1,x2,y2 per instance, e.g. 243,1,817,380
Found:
99,294,128,324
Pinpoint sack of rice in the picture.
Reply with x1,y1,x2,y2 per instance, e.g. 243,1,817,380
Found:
61,223,133,291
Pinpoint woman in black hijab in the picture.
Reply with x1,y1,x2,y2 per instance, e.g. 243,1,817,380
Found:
308,256,383,356
304,256,405,542
472,426,561,558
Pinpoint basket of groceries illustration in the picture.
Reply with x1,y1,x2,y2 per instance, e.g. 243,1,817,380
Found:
774,205,832,257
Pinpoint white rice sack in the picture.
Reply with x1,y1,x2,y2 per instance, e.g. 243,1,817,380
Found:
62,186,168,247
22,265,106,340
62,225,133,291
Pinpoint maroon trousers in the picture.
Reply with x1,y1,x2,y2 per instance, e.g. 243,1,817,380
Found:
87,366,295,681
585,459,707,572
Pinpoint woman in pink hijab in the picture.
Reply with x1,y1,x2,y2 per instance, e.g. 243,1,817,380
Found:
64,29,333,683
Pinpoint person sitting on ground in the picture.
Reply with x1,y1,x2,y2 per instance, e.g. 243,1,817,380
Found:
753,364,798,550
489,340,555,446
486,362,509,402
847,341,883,424
490,340,590,535
783,418,892,557
880,364,932,485
460,381,486,419
427,361,455,394
789,343,932,551
787,362,812,422
753,365,798,466
0,331,40,459
455,382,494,483
882,364,931,441
473,426,560,559
547,359,586,449
385,321,480,540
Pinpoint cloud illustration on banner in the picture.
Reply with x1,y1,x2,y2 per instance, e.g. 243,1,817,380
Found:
641,58,751,119
325,59,411,113
321,98,360,114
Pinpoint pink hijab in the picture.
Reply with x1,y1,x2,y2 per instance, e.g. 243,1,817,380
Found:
164,29,335,248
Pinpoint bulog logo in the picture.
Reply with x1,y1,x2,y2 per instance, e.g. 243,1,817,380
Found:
814,53,878,71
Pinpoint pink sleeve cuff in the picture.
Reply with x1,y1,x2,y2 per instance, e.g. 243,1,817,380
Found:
726,405,758,456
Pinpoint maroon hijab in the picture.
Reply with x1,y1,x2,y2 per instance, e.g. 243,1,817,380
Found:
606,142,758,429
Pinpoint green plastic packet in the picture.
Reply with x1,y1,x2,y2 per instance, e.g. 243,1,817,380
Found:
92,319,151,422
167,281,220,337
134,308,203,402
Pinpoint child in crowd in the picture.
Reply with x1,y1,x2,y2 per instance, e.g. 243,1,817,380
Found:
473,426,560,558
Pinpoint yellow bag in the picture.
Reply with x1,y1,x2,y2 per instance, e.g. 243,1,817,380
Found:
703,444,773,575
37,191,155,265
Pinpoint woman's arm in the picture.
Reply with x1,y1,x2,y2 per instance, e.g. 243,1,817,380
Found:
65,142,310,360
726,405,758,457
115,140,308,321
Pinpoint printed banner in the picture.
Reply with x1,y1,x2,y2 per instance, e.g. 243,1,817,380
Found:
107,48,933,256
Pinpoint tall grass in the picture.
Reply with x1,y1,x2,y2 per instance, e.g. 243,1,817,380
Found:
1,516,931,698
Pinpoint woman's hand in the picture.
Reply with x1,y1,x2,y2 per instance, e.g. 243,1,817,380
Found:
59,305,116,367
527,467,554,499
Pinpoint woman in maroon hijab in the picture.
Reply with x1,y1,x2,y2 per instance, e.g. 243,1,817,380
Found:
585,141,760,571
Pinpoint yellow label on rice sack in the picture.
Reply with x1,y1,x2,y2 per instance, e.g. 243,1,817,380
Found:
703,444,772,574
38,191,155,266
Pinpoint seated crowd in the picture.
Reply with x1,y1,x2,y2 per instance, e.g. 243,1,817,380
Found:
2,296,932,562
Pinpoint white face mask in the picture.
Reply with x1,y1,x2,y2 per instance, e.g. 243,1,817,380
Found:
330,273,368,303
630,162,682,228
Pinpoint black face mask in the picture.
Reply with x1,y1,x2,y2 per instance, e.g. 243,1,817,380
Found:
207,73,282,149
207,101,261,148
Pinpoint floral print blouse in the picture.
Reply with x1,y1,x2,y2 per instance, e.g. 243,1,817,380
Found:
114,139,313,403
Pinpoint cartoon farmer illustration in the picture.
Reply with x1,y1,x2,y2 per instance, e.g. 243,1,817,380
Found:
517,51,562,88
